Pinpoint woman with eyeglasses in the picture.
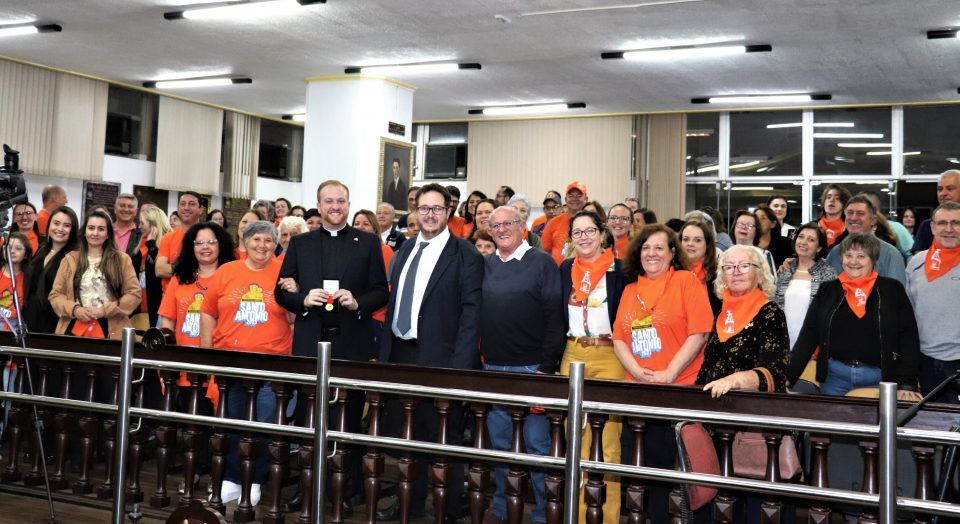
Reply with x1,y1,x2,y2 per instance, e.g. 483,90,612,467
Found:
732,209,777,280
607,203,634,259
787,233,921,399
697,245,790,397
755,204,795,269
612,223,713,522
8,202,43,252
557,210,629,522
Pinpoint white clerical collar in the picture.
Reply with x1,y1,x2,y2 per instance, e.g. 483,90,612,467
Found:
497,240,532,262
323,222,347,237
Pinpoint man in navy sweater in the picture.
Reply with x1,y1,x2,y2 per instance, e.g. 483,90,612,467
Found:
479,205,565,524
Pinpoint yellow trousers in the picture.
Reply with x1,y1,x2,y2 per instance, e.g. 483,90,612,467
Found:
560,340,624,524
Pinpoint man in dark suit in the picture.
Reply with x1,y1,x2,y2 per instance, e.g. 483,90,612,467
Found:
275,179,388,509
383,158,409,211
378,183,483,521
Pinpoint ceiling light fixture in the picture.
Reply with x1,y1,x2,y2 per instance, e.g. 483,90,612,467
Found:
0,23,62,37
692,93,832,104
143,77,252,89
813,132,883,139
345,62,481,75
865,151,921,156
282,114,306,122
837,142,892,148
603,43,771,61
520,0,706,16
766,122,854,129
926,29,958,39
165,0,324,20
468,102,586,116
731,186,775,191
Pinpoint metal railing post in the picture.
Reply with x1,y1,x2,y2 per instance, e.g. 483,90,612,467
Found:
311,341,332,520
563,362,585,524
879,382,897,524
111,328,136,524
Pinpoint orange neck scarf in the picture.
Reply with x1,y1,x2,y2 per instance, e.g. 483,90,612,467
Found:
819,216,845,247
690,259,707,283
571,249,614,303
71,319,105,339
634,267,674,313
716,288,768,342
615,235,630,260
925,240,960,282
838,271,878,319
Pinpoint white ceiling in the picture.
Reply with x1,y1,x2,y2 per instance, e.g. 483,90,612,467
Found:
1,0,959,121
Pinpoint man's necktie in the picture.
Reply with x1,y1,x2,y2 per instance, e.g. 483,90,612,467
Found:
396,242,428,336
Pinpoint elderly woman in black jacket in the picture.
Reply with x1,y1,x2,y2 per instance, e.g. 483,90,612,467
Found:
787,233,921,399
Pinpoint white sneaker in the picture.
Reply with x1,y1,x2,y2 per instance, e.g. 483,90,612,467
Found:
250,483,261,506
219,480,241,504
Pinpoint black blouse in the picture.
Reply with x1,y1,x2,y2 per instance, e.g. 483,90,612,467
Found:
695,302,790,391
22,246,69,334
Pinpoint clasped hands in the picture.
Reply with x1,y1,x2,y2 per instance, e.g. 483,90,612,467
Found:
74,306,105,323
279,278,358,311
629,366,678,384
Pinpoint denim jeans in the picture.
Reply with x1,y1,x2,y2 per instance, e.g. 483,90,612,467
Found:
483,363,549,523
919,354,960,404
225,382,277,484
819,358,882,396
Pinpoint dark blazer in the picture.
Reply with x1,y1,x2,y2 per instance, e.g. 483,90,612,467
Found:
559,257,628,328
23,245,70,334
379,232,484,369
276,226,389,360
129,238,162,327
383,225,406,251
123,227,143,261
787,277,920,389
383,177,408,211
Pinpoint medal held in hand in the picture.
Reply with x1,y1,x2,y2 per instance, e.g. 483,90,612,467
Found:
324,295,335,312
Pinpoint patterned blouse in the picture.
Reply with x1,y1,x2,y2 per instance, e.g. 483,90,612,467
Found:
695,302,790,391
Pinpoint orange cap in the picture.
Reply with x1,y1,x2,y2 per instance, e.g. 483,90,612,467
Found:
566,181,587,195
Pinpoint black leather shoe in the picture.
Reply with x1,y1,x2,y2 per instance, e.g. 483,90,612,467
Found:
376,500,401,522
281,492,302,513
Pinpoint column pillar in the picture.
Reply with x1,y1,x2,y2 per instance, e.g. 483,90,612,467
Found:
301,76,414,214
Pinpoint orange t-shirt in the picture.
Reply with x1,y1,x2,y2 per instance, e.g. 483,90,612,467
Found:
613,270,714,384
158,274,215,347
448,216,469,239
200,258,291,355
37,209,50,236
372,244,393,323
0,271,25,329
158,229,186,269
541,214,572,265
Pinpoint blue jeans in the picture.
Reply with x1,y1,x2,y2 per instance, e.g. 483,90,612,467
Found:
483,363,549,523
919,354,960,404
225,382,278,484
820,358,882,396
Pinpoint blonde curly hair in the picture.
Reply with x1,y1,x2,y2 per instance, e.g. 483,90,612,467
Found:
713,245,775,299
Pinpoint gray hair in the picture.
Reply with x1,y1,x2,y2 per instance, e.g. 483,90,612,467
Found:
714,245,776,299
683,210,717,237
934,201,960,216
506,194,532,212
837,232,880,267
242,220,278,244
116,192,137,205
253,199,276,221
491,205,522,224
278,216,308,235
377,202,395,213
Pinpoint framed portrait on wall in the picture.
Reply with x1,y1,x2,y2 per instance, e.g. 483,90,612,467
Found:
378,137,414,212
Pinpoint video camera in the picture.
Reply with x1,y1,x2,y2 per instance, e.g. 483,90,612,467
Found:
0,145,29,228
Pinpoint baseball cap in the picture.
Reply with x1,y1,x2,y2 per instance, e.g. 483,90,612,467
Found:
566,181,587,195
542,195,562,206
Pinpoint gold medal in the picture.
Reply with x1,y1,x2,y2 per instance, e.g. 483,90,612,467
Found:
324,303,334,312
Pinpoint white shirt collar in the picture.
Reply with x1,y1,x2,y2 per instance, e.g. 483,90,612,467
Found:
497,240,532,262
323,222,347,237
416,225,450,248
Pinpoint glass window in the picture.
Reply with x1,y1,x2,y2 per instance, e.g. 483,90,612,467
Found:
686,182,802,231
903,105,960,175
729,111,801,176
811,181,891,219
105,85,158,161
685,113,719,177
428,123,468,144
813,107,892,175
258,120,303,182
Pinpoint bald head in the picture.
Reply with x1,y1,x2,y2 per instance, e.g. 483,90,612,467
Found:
41,184,67,211
376,202,396,231
938,170,960,204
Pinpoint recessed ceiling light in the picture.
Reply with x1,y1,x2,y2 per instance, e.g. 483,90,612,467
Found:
143,76,252,89
692,93,832,104
282,114,306,122
469,102,586,116
837,143,892,148
165,0,324,20
603,43,771,61
345,62,481,75
0,23,61,37
814,132,883,139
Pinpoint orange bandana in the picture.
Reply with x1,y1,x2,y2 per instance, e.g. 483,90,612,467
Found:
690,259,707,283
716,288,768,342
634,267,674,312
571,249,614,303
615,235,630,260
838,271,878,319
71,319,106,339
819,216,845,247
925,240,960,282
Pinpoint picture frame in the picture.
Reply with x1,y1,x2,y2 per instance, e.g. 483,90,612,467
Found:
378,137,414,213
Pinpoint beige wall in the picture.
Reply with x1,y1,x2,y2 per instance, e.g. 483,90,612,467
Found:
638,113,686,221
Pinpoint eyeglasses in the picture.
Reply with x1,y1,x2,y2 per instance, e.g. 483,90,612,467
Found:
608,216,631,224
543,205,559,211
571,227,600,239
735,223,756,230
14,211,34,217
417,205,448,215
489,220,520,231
193,239,219,246
933,220,960,228
721,263,760,274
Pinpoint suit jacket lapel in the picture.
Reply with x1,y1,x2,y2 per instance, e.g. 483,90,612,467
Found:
422,235,456,302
